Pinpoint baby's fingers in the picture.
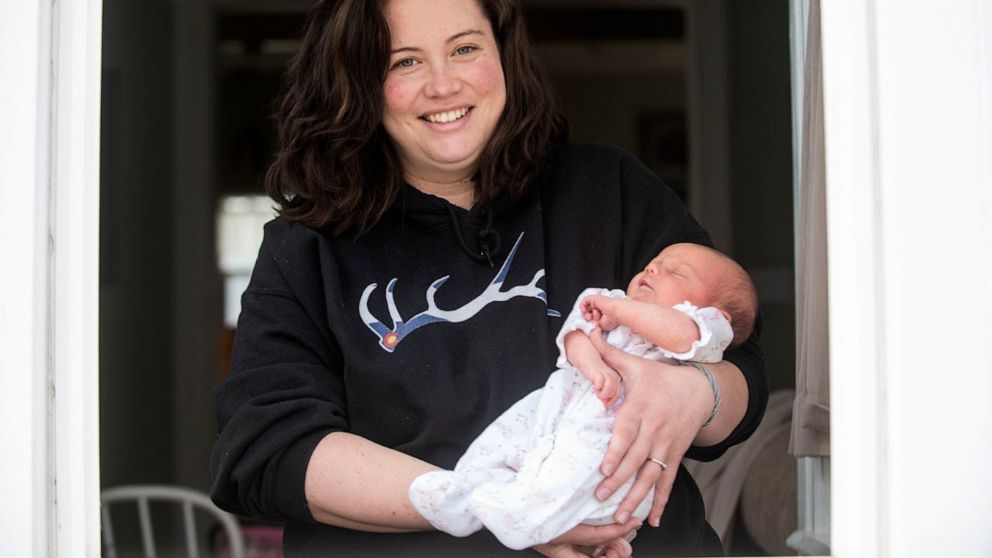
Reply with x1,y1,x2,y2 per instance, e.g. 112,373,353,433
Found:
599,369,620,407
581,298,597,319
592,371,605,392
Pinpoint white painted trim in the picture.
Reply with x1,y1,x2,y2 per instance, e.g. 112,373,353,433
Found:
0,1,50,555
820,1,886,555
49,0,103,554
0,0,102,556
822,0,992,556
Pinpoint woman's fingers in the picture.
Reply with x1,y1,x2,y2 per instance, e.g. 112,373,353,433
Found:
611,459,663,524
604,536,634,558
597,421,654,501
533,543,588,558
591,535,634,558
647,463,676,527
550,518,642,547
597,403,639,478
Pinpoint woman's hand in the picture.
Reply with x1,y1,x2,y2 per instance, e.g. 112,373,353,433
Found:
533,519,640,558
587,330,713,528
533,538,632,558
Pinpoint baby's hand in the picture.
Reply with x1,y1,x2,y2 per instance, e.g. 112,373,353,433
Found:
581,298,603,323
588,362,622,408
582,295,620,331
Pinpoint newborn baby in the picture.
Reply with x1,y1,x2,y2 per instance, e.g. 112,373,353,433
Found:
409,243,758,550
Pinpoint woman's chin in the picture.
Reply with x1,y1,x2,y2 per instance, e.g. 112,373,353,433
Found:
419,149,483,175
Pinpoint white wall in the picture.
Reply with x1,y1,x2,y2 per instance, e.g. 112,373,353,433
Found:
0,2,50,554
823,1,992,556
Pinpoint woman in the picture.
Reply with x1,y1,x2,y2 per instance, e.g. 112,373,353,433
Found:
209,0,767,556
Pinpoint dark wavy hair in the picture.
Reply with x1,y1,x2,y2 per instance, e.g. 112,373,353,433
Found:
265,0,568,236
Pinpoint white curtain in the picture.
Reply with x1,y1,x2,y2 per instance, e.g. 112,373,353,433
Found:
789,0,829,458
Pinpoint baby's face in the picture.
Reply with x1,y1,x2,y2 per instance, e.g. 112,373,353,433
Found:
627,243,720,308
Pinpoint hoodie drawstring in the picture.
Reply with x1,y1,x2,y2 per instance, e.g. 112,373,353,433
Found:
446,204,501,267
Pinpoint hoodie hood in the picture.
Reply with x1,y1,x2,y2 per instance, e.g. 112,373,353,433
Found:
390,184,508,265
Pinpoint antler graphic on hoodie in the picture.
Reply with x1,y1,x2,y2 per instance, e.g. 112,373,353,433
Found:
359,233,547,352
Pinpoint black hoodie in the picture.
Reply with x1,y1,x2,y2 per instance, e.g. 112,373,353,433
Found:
211,143,767,556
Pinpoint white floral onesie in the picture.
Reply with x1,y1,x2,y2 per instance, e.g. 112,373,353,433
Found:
408,288,733,550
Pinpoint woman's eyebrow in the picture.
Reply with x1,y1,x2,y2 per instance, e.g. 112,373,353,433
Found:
448,29,484,42
390,30,485,55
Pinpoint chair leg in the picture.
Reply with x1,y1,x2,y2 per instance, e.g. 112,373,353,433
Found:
137,497,157,558
101,505,118,558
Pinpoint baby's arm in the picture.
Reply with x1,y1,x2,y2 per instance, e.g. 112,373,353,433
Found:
564,330,622,407
582,295,701,354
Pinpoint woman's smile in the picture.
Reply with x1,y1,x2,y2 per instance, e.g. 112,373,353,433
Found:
421,106,473,124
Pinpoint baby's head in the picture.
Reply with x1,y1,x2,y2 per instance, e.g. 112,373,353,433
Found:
627,243,758,347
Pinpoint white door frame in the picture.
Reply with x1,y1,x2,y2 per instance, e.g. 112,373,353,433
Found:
822,0,992,556
0,0,103,556
2,0,991,556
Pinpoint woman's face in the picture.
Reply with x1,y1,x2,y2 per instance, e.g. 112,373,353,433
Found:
381,0,507,186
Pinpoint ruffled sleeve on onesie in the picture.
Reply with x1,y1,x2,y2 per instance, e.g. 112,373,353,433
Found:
661,302,733,363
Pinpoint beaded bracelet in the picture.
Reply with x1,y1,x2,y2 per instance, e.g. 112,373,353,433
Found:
683,361,721,428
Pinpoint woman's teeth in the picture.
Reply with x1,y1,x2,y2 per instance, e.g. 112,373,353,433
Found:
424,107,469,123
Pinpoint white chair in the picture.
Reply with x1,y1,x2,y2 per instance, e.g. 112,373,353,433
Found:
101,484,246,558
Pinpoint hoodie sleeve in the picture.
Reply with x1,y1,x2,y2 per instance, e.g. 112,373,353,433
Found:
209,221,347,523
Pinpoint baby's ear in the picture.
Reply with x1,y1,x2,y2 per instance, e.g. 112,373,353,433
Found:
720,309,733,323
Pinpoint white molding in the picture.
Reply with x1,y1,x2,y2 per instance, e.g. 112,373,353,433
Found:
822,0,992,556
820,1,886,555
0,1,50,555
50,0,104,555
0,0,102,556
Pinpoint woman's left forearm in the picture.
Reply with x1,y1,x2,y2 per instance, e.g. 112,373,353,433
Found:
689,359,748,447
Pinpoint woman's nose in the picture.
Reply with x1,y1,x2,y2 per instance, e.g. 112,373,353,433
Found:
424,63,461,98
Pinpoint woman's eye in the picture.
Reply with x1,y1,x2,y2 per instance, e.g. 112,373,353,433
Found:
392,58,418,69
454,45,477,56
